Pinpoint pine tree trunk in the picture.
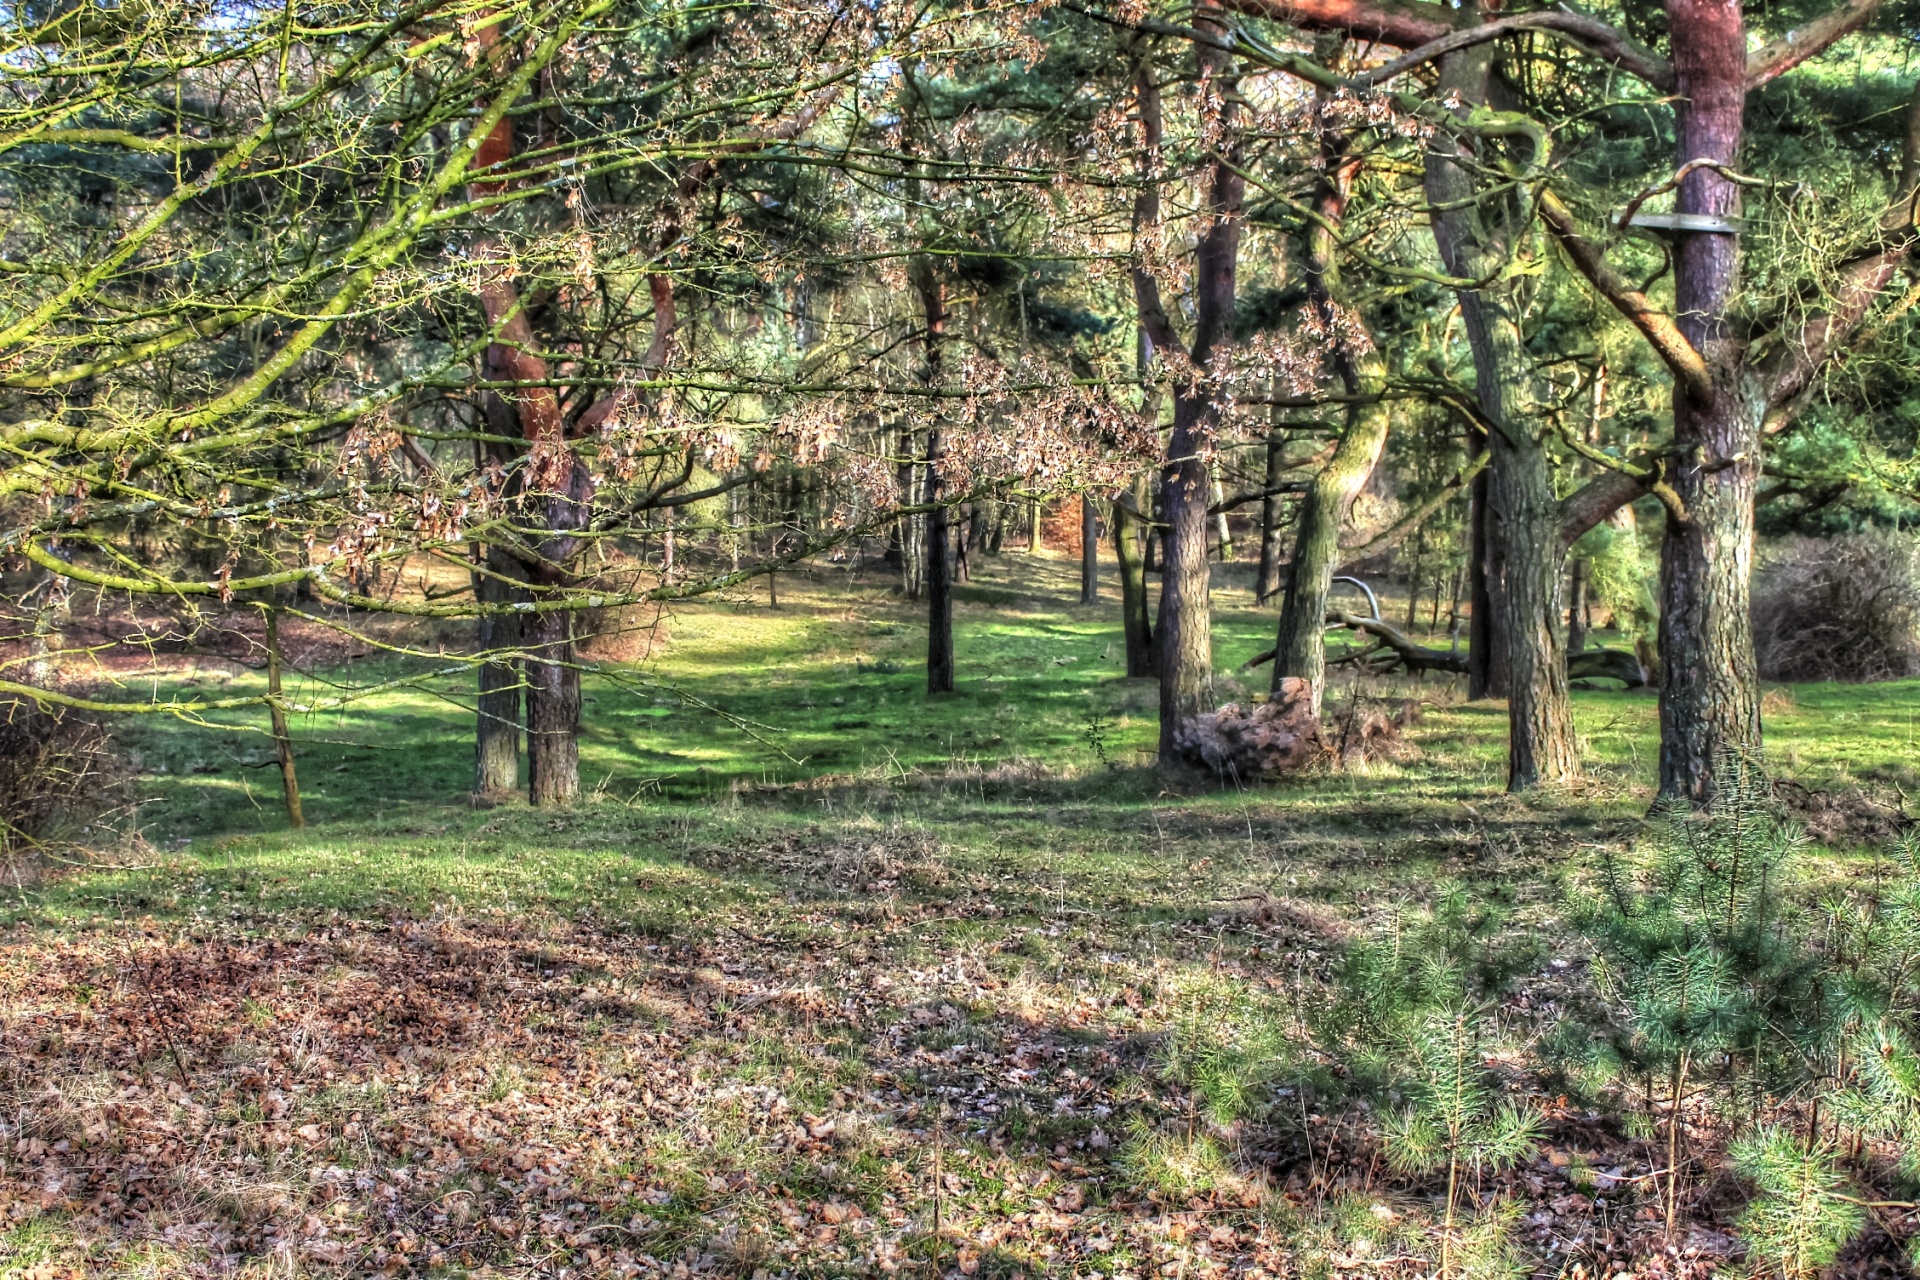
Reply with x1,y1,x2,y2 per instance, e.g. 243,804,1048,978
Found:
1080,494,1099,604
473,547,524,798
1256,433,1286,603
1113,488,1157,678
926,455,954,693
1272,400,1388,718
1427,44,1573,786
1658,0,1763,803
1494,428,1579,788
1156,394,1216,758
524,604,579,806
1270,138,1386,720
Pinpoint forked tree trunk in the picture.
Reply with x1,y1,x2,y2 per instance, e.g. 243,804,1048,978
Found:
1113,486,1157,678
1080,494,1099,603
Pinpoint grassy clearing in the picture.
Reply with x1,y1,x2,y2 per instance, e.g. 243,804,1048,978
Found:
4,552,1917,1277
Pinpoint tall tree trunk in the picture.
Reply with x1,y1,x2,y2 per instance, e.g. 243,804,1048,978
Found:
1271,147,1386,719
1113,485,1157,678
1256,431,1287,602
1080,494,1099,604
1659,0,1762,803
1426,44,1574,787
1464,440,1504,699
1131,29,1242,761
917,264,954,694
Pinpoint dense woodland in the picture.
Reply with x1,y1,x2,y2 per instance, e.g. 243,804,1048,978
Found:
5,0,1920,1275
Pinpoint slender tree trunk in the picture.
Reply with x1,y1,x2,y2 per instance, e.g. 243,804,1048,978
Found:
1567,558,1590,655
263,604,305,829
1426,44,1574,787
1272,403,1387,717
1465,441,1504,699
926,436,954,693
1271,146,1387,719
1210,478,1233,561
1659,0,1762,803
1114,486,1157,678
1080,494,1099,604
524,605,580,806
1256,432,1287,603
473,553,524,797
1027,491,1043,554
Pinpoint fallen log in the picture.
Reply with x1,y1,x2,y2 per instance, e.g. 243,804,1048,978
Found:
1244,611,1467,676
1568,647,1647,687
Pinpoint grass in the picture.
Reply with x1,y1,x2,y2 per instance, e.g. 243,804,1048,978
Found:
4,550,1917,1277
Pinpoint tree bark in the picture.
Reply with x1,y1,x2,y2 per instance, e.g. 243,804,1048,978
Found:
1080,493,1099,604
1567,557,1590,655
1271,146,1387,719
1425,44,1574,787
1658,0,1763,803
473,546,524,798
524,603,579,807
1113,484,1158,678
1256,431,1287,602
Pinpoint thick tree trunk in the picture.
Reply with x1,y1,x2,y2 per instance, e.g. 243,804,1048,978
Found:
1080,494,1099,604
1658,0,1762,803
1493,428,1579,787
1113,486,1157,678
1256,433,1287,602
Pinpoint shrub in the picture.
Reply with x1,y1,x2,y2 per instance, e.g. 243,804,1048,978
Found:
1752,531,1920,682
0,695,117,855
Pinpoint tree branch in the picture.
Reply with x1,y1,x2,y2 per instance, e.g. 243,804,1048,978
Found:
1219,0,1459,49
1746,0,1884,89
1352,10,1672,91
1537,190,1714,402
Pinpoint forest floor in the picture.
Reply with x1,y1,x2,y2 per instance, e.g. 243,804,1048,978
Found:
4,553,1918,1279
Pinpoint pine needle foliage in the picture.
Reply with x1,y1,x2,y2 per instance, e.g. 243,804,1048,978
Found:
1728,1127,1865,1279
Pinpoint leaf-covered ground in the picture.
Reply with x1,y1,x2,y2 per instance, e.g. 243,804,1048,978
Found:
5,555,1917,1277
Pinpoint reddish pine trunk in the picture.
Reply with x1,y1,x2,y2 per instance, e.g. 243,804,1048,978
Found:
1659,0,1763,802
